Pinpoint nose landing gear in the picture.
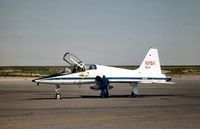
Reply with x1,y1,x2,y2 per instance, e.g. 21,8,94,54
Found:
55,85,62,99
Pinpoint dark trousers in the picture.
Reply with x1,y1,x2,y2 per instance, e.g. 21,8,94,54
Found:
101,86,109,97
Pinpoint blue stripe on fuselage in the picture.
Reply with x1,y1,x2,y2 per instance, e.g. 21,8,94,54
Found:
43,77,167,81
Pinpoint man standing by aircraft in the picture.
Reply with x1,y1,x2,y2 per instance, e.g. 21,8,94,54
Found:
101,75,110,98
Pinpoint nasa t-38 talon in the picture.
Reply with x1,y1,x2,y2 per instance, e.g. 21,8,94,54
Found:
32,48,174,99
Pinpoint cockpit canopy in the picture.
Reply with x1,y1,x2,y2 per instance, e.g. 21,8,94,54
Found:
63,52,85,68
61,52,97,74
62,52,86,73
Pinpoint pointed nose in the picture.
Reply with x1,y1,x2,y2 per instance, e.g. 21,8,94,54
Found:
32,79,40,85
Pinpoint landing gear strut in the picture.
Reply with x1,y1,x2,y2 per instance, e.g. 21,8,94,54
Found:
55,85,62,99
130,83,139,97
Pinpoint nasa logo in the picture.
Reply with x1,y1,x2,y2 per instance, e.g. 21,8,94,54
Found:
145,61,156,66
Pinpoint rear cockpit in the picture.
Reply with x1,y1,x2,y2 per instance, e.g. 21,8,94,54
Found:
86,64,97,70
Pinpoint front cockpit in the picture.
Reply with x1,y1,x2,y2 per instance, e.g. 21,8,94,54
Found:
59,52,97,75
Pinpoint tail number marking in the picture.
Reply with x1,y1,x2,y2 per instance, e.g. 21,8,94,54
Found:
145,61,156,69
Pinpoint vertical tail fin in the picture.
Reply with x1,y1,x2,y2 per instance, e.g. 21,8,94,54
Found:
138,48,162,76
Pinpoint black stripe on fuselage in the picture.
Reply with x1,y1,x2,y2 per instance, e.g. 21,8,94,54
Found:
42,77,168,81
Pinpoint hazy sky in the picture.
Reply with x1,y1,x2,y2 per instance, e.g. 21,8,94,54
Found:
0,0,200,66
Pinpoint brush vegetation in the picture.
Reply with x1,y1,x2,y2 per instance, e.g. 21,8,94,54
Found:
0,66,199,77
0,66,63,77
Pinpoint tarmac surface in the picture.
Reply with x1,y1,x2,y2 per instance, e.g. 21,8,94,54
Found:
0,75,200,129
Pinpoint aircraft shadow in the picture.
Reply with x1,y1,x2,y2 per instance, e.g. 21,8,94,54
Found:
26,94,177,100
79,94,177,99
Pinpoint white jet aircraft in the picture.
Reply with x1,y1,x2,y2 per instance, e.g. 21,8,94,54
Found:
32,48,174,99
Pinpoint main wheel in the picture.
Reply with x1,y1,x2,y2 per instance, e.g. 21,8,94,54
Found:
131,92,137,97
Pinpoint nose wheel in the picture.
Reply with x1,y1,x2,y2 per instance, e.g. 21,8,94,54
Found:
55,85,62,99
55,93,61,99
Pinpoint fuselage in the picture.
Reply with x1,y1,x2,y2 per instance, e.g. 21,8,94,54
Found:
33,64,170,85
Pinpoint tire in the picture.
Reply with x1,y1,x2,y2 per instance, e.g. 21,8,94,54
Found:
131,92,135,97
55,93,61,99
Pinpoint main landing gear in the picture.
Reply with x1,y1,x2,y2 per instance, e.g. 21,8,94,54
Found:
130,83,139,97
55,84,62,99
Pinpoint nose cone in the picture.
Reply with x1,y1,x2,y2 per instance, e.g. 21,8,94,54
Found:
32,79,40,85
32,76,46,83
32,78,40,83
